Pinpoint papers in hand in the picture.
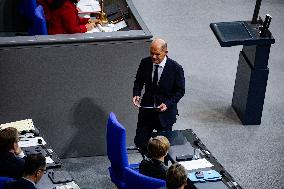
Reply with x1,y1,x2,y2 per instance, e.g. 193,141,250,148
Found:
19,137,46,147
0,119,35,132
179,158,213,171
139,106,159,109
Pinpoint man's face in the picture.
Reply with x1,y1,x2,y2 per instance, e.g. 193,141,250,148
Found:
150,45,167,64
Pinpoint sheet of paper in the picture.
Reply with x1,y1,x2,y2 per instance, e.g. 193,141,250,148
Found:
179,158,213,171
47,148,53,153
53,181,80,189
19,137,46,147
77,0,100,13
20,133,35,139
113,20,127,31
86,21,127,33
86,24,113,33
0,119,35,132
45,156,54,164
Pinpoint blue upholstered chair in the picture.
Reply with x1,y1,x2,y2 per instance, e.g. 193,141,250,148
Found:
106,112,139,189
124,167,166,189
29,5,48,35
0,177,14,189
18,0,37,19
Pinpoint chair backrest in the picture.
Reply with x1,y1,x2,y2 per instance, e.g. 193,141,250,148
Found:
29,5,48,35
19,0,38,19
0,177,14,189
124,167,166,189
107,112,129,187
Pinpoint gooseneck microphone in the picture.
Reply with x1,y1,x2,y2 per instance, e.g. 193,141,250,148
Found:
251,0,262,24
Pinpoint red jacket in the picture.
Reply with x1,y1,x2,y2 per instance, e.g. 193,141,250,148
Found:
37,0,53,22
48,1,89,34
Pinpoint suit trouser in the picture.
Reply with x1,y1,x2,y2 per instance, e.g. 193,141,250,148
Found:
134,108,172,154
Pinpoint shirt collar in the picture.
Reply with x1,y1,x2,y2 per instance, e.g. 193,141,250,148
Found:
22,177,35,186
153,56,167,68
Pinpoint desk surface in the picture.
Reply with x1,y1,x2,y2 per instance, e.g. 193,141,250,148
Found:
19,131,79,189
153,129,242,189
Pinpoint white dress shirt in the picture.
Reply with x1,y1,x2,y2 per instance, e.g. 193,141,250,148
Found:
152,56,167,83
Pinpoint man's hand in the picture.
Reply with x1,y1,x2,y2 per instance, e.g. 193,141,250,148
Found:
86,23,95,31
157,103,167,112
133,96,141,107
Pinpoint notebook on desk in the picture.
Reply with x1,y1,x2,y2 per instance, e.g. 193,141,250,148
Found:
169,141,195,161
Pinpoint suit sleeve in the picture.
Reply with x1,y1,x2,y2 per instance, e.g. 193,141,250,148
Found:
164,64,185,108
61,7,87,33
133,60,145,97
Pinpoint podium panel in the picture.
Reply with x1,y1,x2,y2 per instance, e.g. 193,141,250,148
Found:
232,51,269,125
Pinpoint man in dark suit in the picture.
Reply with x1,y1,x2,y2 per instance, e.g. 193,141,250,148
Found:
133,38,185,152
0,127,25,178
4,154,46,189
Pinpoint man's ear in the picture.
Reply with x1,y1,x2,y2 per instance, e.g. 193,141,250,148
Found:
13,142,17,151
35,169,41,177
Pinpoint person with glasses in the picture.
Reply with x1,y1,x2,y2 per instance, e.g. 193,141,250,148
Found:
4,154,46,189
0,127,25,178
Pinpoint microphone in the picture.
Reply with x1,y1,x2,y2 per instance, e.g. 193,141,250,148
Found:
259,14,272,37
251,0,262,24
193,140,211,158
220,170,239,188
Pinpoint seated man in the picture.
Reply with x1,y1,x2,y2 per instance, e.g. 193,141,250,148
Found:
0,127,25,178
139,136,170,180
165,163,187,189
4,154,46,189
160,163,196,189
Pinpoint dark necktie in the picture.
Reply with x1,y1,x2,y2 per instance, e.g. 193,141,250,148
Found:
153,65,159,106
153,65,159,89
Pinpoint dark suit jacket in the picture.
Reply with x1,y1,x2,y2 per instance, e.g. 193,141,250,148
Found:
0,151,25,178
133,57,185,127
139,158,168,180
4,178,36,189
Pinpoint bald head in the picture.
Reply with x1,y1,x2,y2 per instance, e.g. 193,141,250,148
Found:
150,38,168,64
151,38,167,51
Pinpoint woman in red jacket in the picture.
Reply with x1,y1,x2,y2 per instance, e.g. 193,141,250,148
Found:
48,0,100,34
